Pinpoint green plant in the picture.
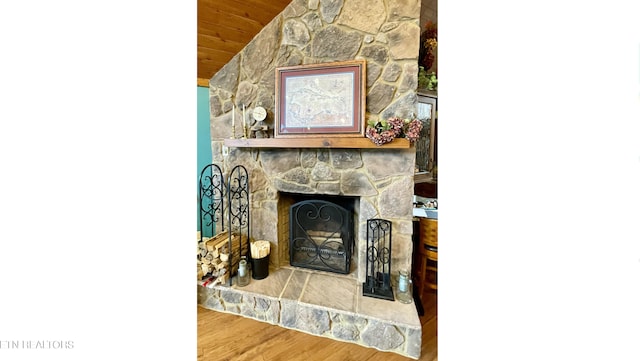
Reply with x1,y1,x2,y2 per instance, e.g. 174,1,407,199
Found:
418,66,437,91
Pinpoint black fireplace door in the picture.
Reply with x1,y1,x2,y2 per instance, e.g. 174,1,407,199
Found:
289,200,353,274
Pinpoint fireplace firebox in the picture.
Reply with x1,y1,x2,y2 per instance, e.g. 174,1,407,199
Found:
289,199,354,274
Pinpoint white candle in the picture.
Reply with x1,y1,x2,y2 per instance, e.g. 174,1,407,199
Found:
242,104,247,138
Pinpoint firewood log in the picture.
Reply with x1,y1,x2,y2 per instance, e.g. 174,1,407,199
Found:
201,263,211,275
309,236,344,244
307,230,341,238
204,232,228,251
216,272,228,285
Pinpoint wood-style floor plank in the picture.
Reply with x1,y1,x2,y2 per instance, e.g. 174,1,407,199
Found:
198,290,437,361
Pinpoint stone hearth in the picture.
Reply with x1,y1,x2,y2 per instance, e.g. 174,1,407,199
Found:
198,267,421,359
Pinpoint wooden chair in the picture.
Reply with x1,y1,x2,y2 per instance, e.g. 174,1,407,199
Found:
417,218,438,293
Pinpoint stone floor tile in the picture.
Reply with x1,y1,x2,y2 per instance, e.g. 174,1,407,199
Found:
300,272,357,312
233,267,291,298
280,269,309,300
356,284,421,327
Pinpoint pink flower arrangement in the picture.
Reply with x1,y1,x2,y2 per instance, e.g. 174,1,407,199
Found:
365,116,423,146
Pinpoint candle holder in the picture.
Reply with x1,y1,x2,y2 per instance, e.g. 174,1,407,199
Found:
242,104,248,139
230,104,236,139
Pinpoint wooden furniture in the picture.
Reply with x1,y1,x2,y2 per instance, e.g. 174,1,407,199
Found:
414,217,438,296
414,180,437,199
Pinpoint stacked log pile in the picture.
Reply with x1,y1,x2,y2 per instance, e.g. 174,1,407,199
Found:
197,231,247,286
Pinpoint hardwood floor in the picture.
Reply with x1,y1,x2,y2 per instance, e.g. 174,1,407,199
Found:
198,290,437,361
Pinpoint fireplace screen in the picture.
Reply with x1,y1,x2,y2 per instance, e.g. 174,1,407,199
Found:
289,200,353,274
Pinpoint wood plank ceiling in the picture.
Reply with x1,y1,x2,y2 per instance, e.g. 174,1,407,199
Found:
197,0,292,86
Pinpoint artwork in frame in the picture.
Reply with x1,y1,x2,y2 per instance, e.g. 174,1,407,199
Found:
275,60,366,138
416,92,437,173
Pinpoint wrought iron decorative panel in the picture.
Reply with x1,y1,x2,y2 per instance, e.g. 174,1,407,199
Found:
199,164,225,240
289,200,353,274
227,165,250,285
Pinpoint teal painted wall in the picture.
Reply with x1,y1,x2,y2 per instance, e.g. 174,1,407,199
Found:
197,86,212,233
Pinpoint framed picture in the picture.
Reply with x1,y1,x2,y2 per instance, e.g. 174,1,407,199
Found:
275,60,366,138
416,92,437,174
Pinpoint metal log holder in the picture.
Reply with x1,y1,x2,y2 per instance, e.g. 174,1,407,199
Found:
289,200,353,274
363,218,394,301
198,164,225,241
227,165,250,286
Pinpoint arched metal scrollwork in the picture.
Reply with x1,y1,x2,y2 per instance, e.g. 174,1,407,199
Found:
289,200,353,274
227,165,250,285
199,164,225,241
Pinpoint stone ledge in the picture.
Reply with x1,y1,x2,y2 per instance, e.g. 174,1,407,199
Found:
197,268,421,359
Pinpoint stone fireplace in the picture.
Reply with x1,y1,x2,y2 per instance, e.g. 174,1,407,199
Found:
199,146,422,359
204,0,421,278
199,0,424,357
224,147,416,282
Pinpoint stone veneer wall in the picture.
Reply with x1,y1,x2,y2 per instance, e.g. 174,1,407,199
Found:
208,0,421,280
198,285,422,359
